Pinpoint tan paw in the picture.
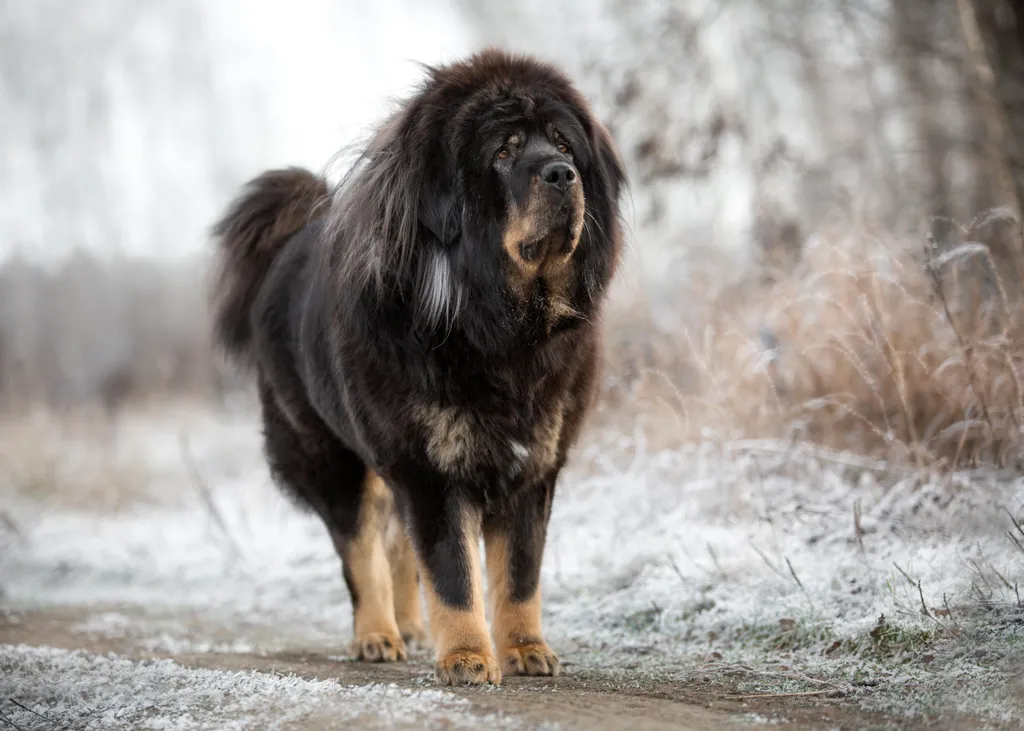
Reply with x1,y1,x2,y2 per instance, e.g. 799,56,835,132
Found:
435,649,502,686
500,641,560,677
352,631,407,662
398,621,430,651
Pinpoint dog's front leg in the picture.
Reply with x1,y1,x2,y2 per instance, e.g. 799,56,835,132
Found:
483,478,560,677
405,486,501,686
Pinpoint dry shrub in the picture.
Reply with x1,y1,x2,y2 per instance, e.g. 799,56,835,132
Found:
605,213,1024,468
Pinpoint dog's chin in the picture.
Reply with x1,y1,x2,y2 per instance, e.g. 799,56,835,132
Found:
518,203,583,263
518,226,571,263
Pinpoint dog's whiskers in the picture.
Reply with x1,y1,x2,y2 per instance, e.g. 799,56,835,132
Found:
583,209,605,241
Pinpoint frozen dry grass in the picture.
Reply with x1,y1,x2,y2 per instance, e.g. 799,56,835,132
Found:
0,399,258,521
0,408,147,513
608,210,1024,470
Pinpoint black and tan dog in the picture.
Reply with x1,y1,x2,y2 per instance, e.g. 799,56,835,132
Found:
210,49,625,685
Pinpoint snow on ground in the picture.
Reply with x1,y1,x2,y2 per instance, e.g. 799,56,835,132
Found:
0,644,531,731
2,406,1024,727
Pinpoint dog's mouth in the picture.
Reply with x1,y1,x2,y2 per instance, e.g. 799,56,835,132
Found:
517,199,585,263
518,223,573,263
503,184,586,272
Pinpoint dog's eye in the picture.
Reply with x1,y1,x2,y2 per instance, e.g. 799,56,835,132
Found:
496,146,511,161
556,141,571,155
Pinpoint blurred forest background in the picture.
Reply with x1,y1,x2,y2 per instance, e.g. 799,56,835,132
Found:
2,0,1024,467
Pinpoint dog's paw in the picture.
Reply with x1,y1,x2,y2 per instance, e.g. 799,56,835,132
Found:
398,621,430,651
353,631,408,662
435,649,502,686
499,641,560,677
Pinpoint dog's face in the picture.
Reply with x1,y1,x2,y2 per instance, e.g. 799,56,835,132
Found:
443,87,608,335
438,62,625,348
489,120,586,273
338,50,626,353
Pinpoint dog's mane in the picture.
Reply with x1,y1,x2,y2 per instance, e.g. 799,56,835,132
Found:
320,49,626,345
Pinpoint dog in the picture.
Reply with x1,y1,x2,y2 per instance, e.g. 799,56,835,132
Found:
210,49,625,686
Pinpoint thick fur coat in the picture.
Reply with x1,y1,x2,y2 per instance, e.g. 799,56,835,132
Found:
210,49,626,685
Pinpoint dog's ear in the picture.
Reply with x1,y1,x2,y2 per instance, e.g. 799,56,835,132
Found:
419,182,461,246
573,118,626,308
592,121,626,203
416,133,462,246
412,168,465,331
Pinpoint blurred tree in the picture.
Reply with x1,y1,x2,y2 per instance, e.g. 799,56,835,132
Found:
961,0,1024,220
892,1,956,243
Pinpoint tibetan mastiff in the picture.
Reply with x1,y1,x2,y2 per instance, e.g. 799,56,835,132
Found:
210,49,625,685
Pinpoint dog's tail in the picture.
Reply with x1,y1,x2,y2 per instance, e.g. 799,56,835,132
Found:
210,167,329,365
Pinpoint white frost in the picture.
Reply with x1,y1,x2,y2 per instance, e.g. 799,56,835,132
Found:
2,408,1023,724
0,644,513,731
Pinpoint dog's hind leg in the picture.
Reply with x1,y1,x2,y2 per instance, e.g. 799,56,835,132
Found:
258,380,406,662
386,523,428,650
330,472,408,661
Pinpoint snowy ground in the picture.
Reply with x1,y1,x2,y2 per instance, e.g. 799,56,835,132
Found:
2,405,1023,729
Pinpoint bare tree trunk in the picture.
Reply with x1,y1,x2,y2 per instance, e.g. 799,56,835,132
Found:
977,0,1024,206
893,2,957,242
959,0,1024,221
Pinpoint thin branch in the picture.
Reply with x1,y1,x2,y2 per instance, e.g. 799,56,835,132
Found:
750,543,789,583
1007,508,1024,538
1007,530,1024,556
178,430,241,560
893,562,916,586
853,499,865,554
786,557,807,595
8,700,73,731
925,239,995,437
917,580,931,618
0,710,27,731
706,542,724,576
942,593,963,631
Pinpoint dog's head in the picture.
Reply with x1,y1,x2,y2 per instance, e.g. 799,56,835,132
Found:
333,49,626,353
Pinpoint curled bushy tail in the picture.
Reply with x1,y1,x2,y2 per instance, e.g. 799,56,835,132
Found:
210,167,329,365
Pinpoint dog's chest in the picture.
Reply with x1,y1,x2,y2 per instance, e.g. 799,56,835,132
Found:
414,398,567,483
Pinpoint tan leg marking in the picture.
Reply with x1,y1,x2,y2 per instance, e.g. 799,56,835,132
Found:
484,531,560,677
385,519,428,649
421,510,501,685
338,471,407,662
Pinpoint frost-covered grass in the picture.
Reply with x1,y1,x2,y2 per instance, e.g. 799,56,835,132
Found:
2,406,1023,726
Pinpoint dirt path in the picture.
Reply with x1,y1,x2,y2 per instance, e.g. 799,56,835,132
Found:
1,606,986,731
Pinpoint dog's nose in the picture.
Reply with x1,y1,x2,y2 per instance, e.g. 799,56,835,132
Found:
541,161,577,191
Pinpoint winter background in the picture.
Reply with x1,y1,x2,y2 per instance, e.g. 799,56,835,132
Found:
2,1,1024,729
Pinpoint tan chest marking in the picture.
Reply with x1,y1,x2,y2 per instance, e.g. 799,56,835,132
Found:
526,401,566,480
416,395,570,480
416,404,477,474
